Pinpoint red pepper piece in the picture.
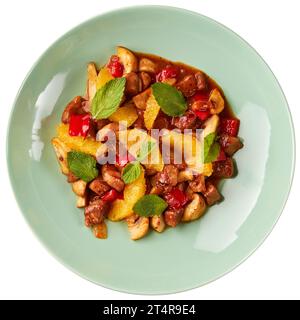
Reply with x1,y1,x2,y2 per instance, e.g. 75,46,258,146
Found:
165,188,188,210
194,110,211,121
190,92,211,121
192,92,209,102
69,114,91,138
220,118,240,137
215,148,227,162
156,65,178,82
107,55,124,78
101,189,124,202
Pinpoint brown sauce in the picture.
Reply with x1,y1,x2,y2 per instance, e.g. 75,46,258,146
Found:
135,51,237,120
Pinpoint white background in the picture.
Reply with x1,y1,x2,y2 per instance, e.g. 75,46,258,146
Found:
0,0,299,300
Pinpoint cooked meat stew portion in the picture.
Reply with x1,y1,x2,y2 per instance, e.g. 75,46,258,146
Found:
51,47,243,240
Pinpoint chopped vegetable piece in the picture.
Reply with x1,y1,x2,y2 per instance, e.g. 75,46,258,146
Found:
87,63,98,103
69,114,91,137
101,189,124,202
194,110,210,121
220,118,240,137
192,92,209,102
108,103,138,127
209,88,225,114
165,188,188,210
156,65,178,82
56,123,101,156
215,149,227,162
108,168,146,221
144,94,161,130
96,67,114,89
107,55,124,77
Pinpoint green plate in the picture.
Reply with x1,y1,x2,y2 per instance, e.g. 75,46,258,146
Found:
7,6,295,294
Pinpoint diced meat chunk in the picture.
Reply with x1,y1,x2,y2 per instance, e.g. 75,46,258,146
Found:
124,72,142,96
164,208,184,227
139,72,152,90
153,113,171,130
153,165,178,193
219,134,243,156
171,110,198,130
176,74,198,97
203,182,222,206
89,178,111,196
84,199,110,227
189,174,206,193
134,108,145,129
212,158,234,178
81,99,90,113
95,119,110,131
195,71,208,91
185,186,195,201
61,96,83,124
132,88,151,110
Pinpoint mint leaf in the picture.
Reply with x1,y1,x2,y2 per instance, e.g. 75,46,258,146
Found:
91,77,126,119
204,132,220,163
136,141,156,162
205,142,220,163
67,151,98,182
133,195,168,217
152,82,187,116
122,162,141,184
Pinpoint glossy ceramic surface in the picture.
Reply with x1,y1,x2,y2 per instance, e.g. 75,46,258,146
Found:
7,6,295,294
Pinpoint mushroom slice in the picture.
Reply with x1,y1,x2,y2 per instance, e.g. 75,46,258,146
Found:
150,215,165,233
182,193,207,222
126,214,149,240
149,186,163,195
139,58,158,73
76,195,86,208
51,138,71,175
203,114,220,137
209,88,225,114
72,180,87,197
178,170,194,182
87,62,98,103
117,46,138,73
